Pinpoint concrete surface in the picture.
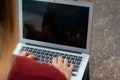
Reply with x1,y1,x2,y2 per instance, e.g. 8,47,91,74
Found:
74,0,120,80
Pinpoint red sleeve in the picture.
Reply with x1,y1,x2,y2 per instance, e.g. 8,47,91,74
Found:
9,56,67,80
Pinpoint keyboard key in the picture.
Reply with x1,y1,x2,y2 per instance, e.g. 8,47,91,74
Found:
74,65,79,69
46,56,49,59
68,61,71,64
72,73,77,76
71,57,75,60
76,58,82,61
41,52,44,55
72,61,75,64
45,53,48,55
45,59,49,63
37,54,41,57
73,69,78,72
76,62,81,65
32,50,37,53
28,49,32,52
49,61,52,64
49,54,53,56
54,54,57,57
43,50,46,52
41,59,44,62
67,56,70,59
50,57,52,60
41,56,45,58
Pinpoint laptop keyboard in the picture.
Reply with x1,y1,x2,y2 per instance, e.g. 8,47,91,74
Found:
20,46,82,76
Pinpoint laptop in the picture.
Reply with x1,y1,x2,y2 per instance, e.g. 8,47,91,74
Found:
14,0,93,80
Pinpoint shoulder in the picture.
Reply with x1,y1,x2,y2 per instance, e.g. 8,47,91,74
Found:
9,56,67,80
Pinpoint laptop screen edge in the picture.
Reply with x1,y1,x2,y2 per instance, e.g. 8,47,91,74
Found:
18,0,94,54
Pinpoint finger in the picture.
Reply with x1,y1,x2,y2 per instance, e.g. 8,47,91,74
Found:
27,55,37,59
58,56,63,64
52,57,57,65
69,64,74,71
20,51,31,56
63,58,68,67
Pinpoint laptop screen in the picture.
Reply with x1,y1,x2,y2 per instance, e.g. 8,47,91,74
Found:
22,0,89,49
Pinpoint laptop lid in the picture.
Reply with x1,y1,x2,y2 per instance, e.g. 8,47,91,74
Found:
18,0,93,54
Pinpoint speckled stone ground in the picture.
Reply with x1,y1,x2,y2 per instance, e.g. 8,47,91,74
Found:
70,0,120,80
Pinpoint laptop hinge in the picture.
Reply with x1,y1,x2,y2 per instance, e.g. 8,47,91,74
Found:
25,43,82,54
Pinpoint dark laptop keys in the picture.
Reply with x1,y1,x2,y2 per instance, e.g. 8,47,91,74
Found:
20,46,82,75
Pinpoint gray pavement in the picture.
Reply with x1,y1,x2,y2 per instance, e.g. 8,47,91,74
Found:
75,0,120,80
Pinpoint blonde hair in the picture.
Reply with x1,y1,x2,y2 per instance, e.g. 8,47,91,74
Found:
0,0,18,80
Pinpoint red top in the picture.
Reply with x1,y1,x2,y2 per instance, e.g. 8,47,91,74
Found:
8,56,67,80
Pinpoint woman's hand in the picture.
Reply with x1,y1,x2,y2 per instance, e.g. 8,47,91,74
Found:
18,51,37,60
52,56,74,80
19,52,74,80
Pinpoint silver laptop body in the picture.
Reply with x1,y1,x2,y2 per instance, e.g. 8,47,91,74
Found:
14,0,93,80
